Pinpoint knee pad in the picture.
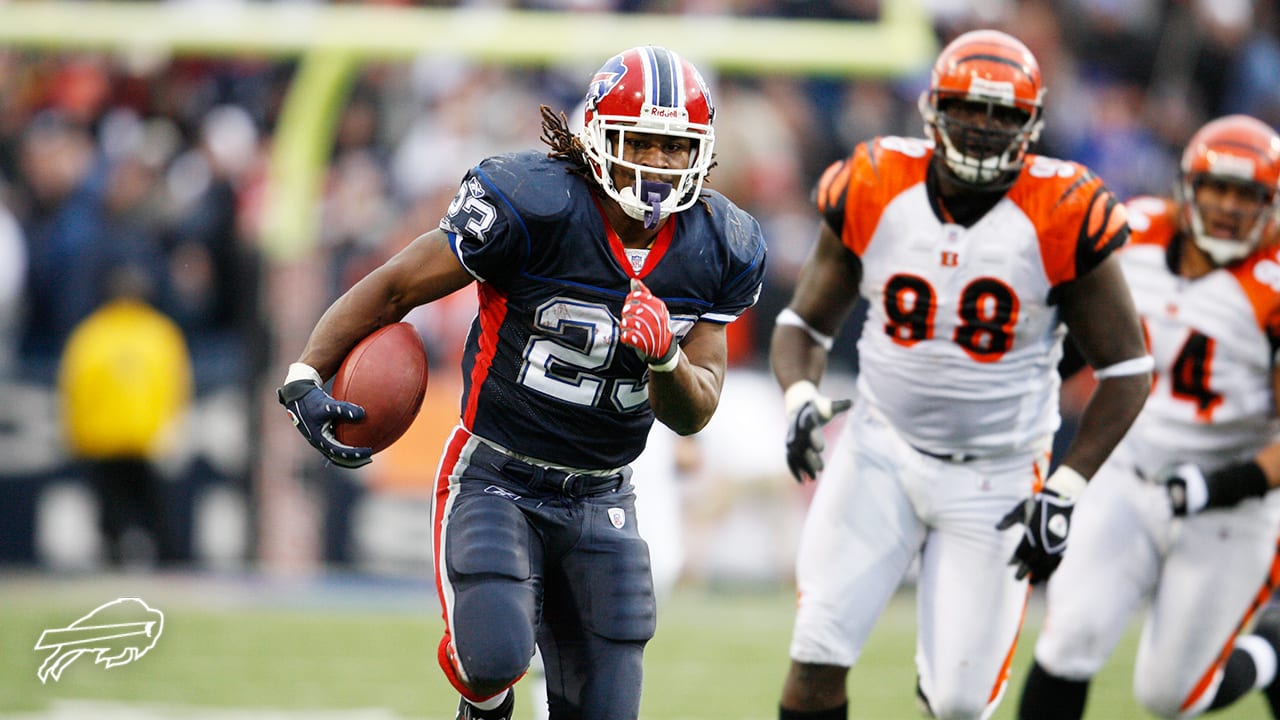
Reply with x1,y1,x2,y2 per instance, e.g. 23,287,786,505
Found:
453,578,538,687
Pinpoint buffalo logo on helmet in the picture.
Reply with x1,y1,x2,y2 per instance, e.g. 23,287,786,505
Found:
585,54,628,113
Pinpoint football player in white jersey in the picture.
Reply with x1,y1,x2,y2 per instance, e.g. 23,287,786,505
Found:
1016,115,1280,719
770,29,1153,720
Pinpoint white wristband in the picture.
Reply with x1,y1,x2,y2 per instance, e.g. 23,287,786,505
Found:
285,362,323,386
648,347,681,373
1046,465,1088,502
778,381,819,415
1177,464,1210,514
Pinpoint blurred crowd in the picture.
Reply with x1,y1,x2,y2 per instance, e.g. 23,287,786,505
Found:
0,0,1277,568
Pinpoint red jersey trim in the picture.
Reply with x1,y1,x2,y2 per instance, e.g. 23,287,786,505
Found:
463,283,508,428
592,195,676,278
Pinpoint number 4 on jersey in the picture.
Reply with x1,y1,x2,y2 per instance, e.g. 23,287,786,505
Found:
1167,329,1223,421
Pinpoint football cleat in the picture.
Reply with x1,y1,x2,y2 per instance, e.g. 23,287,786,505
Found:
456,690,514,720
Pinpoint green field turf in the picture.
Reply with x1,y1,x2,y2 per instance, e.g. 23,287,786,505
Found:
0,572,1271,719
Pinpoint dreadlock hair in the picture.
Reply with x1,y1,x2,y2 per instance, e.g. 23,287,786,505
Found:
540,105,592,180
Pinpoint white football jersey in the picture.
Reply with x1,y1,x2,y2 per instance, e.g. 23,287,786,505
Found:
815,136,1129,457
1119,196,1280,477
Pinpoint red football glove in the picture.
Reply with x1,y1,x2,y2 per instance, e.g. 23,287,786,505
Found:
619,278,677,370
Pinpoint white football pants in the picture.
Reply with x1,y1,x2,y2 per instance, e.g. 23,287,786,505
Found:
790,399,1046,720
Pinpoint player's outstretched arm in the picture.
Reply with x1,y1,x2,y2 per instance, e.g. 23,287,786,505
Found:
998,254,1151,584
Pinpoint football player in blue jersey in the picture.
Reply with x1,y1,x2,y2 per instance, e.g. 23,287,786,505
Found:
277,45,766,720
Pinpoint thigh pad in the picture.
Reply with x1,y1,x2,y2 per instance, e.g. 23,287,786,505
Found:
448,494,530,580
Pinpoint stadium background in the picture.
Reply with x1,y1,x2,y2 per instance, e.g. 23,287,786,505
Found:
0,0,1278,717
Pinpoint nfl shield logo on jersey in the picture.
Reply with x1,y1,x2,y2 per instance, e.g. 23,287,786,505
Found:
608,507,626,529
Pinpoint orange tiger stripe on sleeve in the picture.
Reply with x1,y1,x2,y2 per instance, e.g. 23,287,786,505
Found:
816,138,929,258
816,159,851,216
1008,159,1128,287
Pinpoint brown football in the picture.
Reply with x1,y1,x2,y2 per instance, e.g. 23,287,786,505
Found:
331,322,428,454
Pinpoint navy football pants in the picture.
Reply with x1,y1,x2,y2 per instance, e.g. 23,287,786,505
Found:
432,429,657,720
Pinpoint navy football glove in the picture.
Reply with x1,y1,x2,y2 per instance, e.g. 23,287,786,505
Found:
277,364,372,469
783,381,852,483
996,467,1087,584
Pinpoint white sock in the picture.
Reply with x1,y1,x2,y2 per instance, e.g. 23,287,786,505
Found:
473,689,511,711
1236,634,1278,689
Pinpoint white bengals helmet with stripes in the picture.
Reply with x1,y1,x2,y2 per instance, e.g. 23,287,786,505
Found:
578,45,715,226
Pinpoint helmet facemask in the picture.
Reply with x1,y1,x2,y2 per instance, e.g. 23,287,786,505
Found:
580,115,714,228
921,94,1042,188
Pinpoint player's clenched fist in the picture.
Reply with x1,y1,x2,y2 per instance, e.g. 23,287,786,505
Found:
620,278,679,372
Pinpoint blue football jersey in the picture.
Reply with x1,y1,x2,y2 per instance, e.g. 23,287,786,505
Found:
439,151,766,469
